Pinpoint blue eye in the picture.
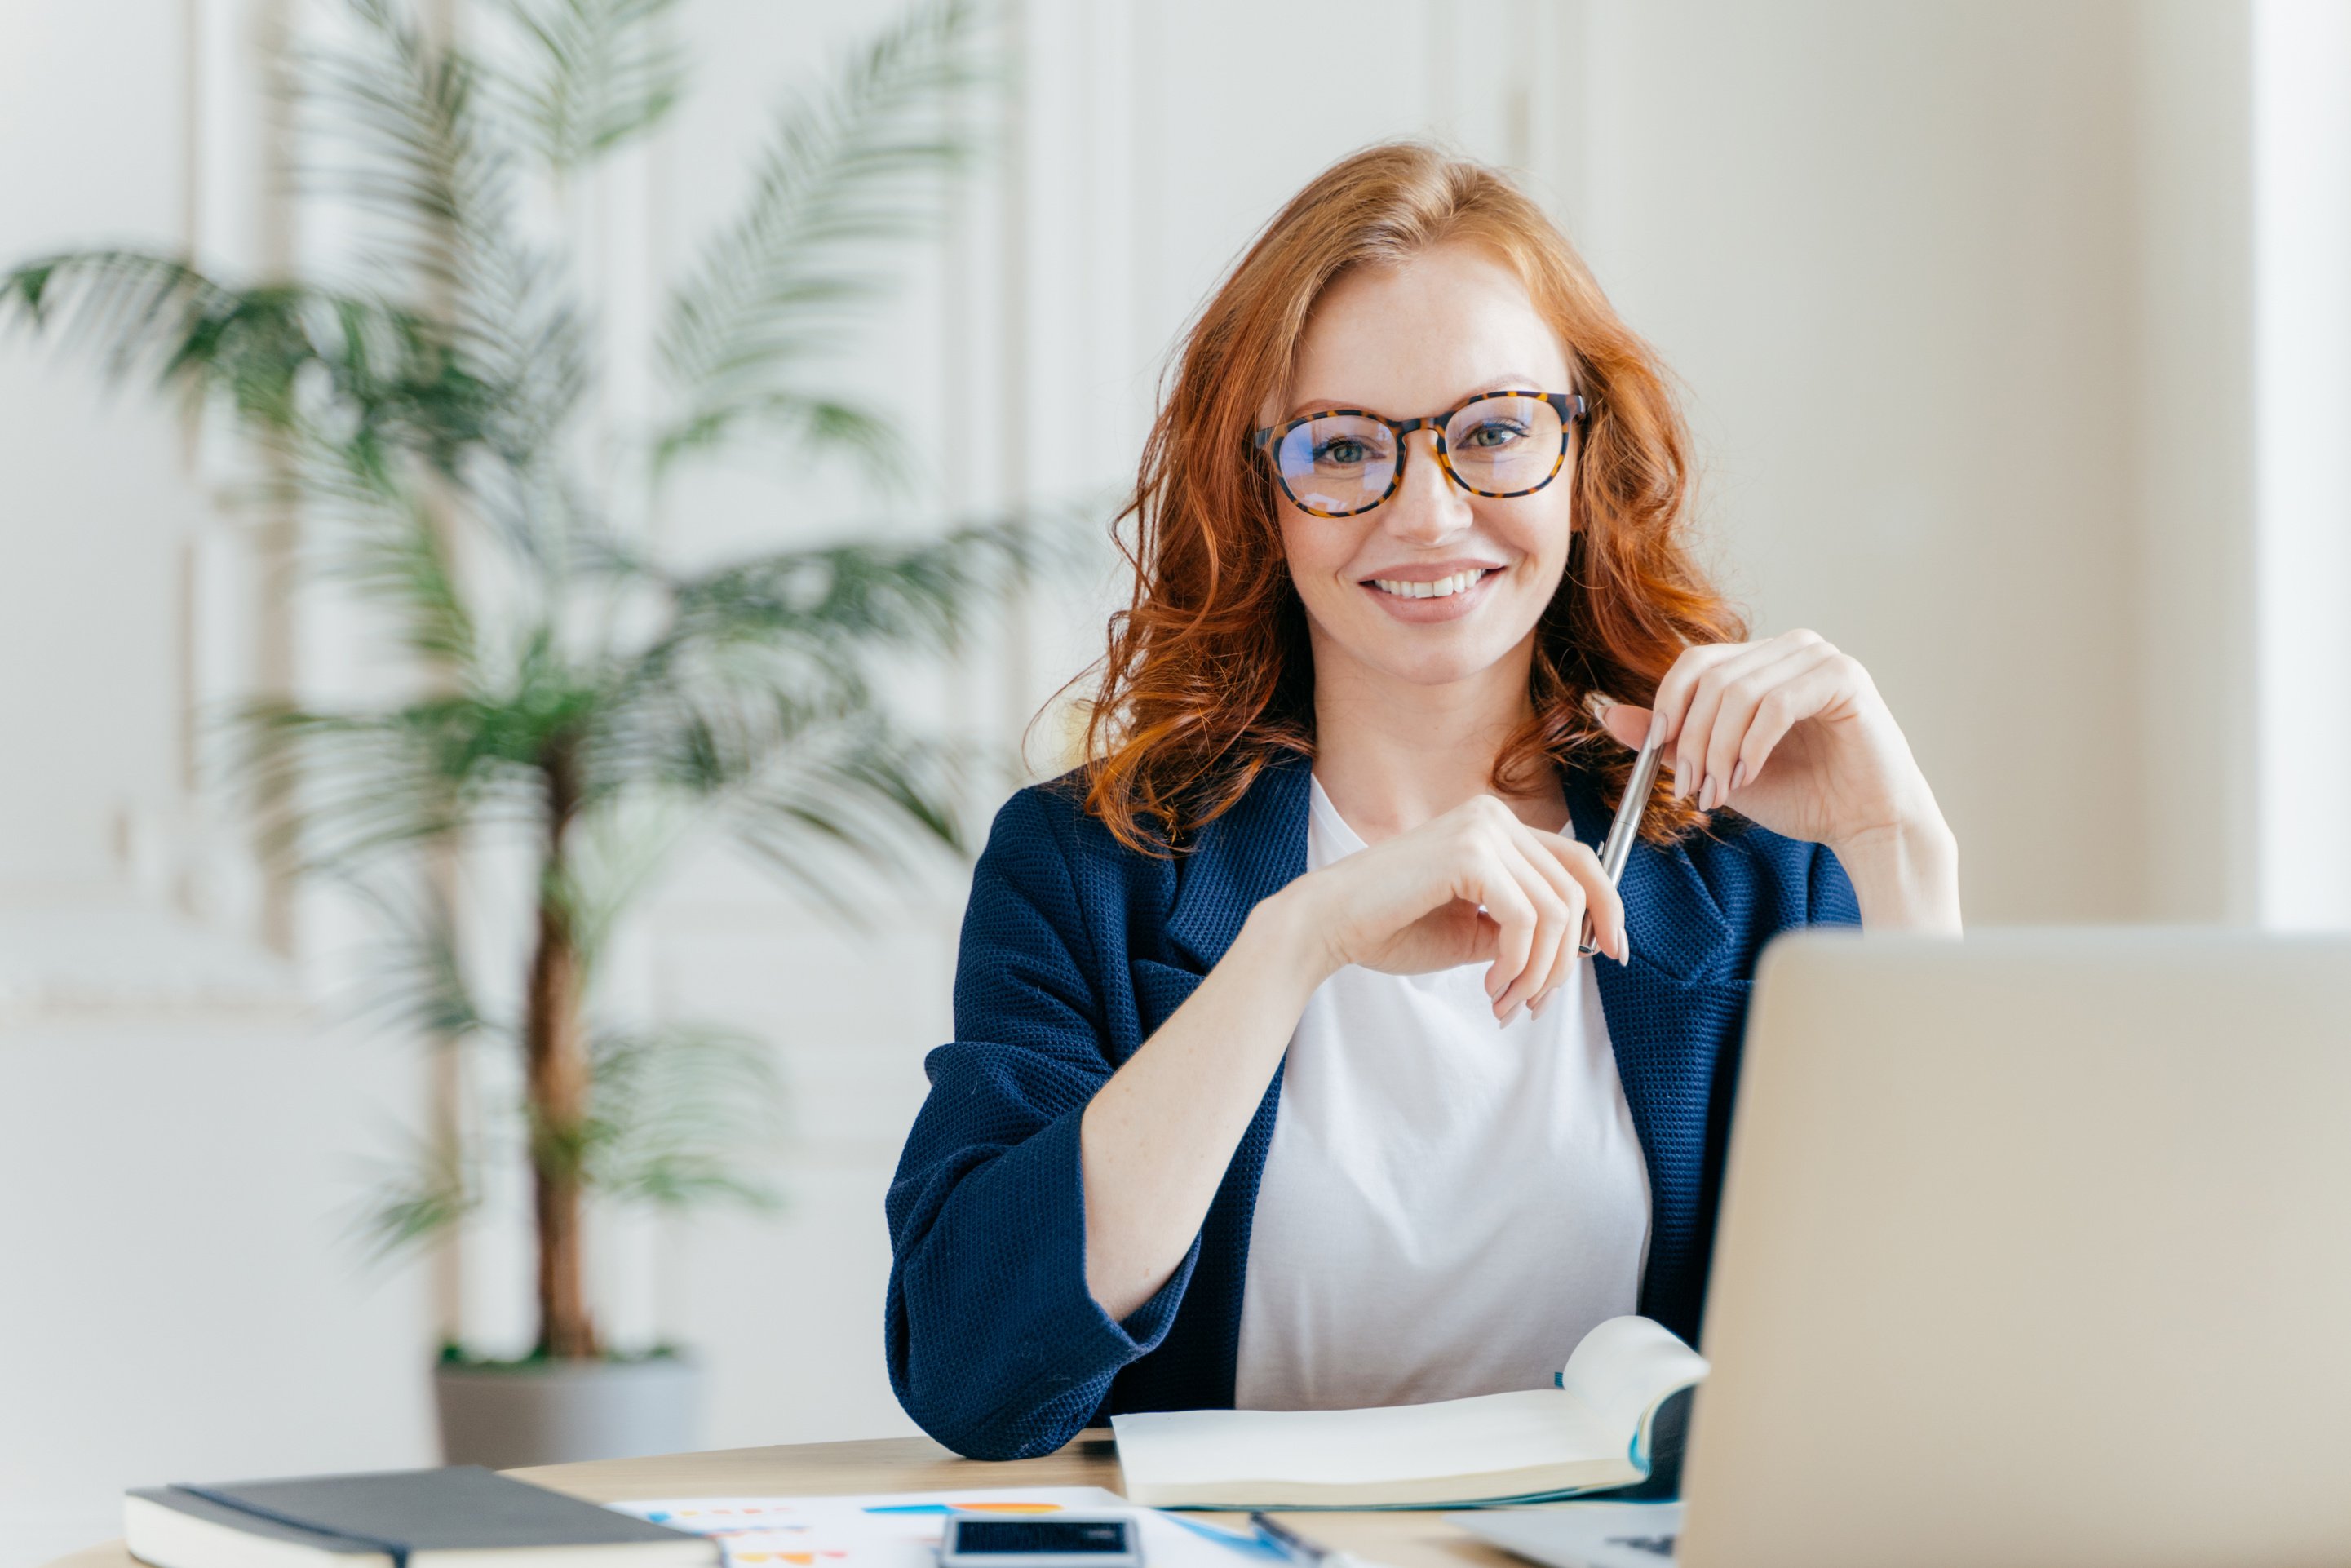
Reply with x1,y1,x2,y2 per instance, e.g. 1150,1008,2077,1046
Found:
1459,419,1531,450
1313,436,1375,465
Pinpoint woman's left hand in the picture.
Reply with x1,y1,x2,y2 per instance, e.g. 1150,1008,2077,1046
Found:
1601,629,1963,932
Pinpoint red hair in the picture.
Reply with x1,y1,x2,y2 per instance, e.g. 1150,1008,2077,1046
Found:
1080,141,1742,853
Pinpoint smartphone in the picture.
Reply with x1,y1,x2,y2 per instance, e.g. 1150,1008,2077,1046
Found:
937,1513,1144,1568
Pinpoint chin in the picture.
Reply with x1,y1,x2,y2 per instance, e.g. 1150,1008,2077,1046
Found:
1356,635,1525,689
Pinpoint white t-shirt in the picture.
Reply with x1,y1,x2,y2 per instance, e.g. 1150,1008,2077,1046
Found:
1230,777,1653,1411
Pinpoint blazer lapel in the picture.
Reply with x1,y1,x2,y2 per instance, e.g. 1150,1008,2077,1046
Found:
1569,774,1750,1333
1162,754,1314,972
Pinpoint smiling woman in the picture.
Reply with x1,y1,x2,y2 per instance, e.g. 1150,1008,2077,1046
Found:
1079,149,1747,857
883,141,1962,1459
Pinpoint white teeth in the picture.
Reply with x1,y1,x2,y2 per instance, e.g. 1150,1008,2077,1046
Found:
1371,569,1485,600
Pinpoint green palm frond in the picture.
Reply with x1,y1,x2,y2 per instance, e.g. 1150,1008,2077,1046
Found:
341,867,496,1043
657,516,1034,666
237,695,551,872
304,0,513,305
299,469,480,666
727,720,967,919
1,250,493,466
653,391,905,488
306,0,590,465
651,0,987,472
541,787,702,972
584,518,1040,845
3,250,233,386
494,0,685,171
240,709,470,873
357,1120,482,1260
595,660,857,800
587,1023,783,1209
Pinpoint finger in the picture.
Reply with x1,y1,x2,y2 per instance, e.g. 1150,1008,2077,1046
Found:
1534,828,1623,964
1647,644,1742,761
1699,644,1826,808
1734,645,1867,791
1490,840,1574,1019
1503,823,1590,1005
1671,641,1788,804
1600,701,1651,751
1468,847,1541,1015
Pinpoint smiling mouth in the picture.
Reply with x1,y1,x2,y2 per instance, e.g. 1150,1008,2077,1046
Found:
1366,568,1496,600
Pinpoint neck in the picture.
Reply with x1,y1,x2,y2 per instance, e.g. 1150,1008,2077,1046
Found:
1308,629,1563,843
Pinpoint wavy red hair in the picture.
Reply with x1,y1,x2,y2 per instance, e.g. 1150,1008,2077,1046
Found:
1079,140,1742,853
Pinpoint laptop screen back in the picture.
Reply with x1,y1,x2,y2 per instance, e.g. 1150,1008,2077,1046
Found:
1681,929,2351,1568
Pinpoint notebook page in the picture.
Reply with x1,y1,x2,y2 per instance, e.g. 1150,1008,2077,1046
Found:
1113,1388,1619,1491
1556,1316,1711,1437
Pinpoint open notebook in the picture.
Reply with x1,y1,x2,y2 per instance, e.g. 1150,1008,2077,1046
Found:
1110,1316,1707,1508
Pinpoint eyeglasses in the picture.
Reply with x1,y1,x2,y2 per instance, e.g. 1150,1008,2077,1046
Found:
1252,390,1587,519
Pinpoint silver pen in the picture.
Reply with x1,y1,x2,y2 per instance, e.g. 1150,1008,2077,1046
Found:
1576,728,1667,956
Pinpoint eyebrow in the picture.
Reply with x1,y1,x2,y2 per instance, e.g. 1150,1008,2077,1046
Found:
1279,374,1557,423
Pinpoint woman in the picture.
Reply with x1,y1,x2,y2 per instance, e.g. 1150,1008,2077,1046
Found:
884,143,1960,1461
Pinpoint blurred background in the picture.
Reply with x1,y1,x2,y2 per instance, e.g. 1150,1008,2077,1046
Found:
4,0,2349,1562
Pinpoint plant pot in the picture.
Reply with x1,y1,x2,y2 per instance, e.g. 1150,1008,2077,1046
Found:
433,1353,702,1468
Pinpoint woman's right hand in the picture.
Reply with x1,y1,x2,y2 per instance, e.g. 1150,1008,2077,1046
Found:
1272,795,1627,1022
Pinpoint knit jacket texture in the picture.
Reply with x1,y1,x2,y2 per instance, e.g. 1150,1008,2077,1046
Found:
883,753,1859,1459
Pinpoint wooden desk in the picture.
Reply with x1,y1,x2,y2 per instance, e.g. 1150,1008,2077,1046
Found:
44,1430,1521,1568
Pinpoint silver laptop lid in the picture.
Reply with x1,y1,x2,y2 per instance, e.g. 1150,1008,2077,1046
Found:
1681,928,2351,1568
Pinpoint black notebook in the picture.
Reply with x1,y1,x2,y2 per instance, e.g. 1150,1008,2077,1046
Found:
124,1466,719,1568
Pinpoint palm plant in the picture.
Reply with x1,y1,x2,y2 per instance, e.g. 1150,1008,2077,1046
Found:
2,0,1012,1361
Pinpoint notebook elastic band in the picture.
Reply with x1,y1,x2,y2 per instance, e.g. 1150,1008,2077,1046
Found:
173,1485,415,1567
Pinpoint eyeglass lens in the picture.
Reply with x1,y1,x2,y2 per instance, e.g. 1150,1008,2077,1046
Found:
1269,393,1565,516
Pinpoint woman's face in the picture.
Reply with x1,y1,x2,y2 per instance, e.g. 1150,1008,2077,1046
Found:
1267,243,1576,694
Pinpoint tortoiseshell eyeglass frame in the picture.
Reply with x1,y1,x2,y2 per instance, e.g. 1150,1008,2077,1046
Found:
1251,390,1589,518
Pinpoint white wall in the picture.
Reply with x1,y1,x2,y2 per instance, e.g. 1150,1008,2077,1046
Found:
0,5,445,1564
2135,0,2258,924
1572,1,2151,922
0,2,2329,1565
0,1,208,894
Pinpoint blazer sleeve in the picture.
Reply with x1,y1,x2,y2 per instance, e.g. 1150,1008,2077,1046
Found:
883,788,1202,1459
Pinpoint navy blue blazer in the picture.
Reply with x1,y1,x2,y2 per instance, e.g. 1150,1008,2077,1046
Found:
883,754,1857,1459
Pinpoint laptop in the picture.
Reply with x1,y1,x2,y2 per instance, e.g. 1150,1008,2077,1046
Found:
1457,928,2351,1568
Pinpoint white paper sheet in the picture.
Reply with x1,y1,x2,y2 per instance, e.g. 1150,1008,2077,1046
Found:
609,1486,1283,1568
1447,1502,1684,1568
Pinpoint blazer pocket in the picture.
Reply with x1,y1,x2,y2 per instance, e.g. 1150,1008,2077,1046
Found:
1622,844,1742,986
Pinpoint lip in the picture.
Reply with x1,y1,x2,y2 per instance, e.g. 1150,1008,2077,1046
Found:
1357,563,1508,623
1357,557,1506,585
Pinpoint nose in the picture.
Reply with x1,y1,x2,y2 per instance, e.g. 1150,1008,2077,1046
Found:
1383,427,1472,545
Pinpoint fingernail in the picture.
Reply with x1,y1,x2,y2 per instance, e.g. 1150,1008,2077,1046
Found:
1698,775,1717,811
1619,932,1632,967
1729,761,1747,793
